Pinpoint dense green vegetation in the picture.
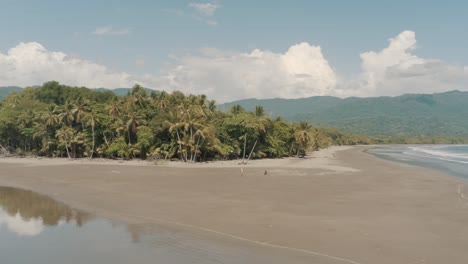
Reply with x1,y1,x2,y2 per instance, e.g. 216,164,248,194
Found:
0,86,153,100
220,91,468,137
0,82,364,160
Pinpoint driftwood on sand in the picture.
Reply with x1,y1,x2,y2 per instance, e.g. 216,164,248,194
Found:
0,144,11,157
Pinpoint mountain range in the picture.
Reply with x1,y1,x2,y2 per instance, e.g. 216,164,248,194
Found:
0,86,22,100
219,91,468,137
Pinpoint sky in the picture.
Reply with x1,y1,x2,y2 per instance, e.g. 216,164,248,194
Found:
0,0,467,102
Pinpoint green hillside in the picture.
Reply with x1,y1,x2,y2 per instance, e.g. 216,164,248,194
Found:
220,91,468,137
93,87,156,96
0,86,22,100
219,96,343,118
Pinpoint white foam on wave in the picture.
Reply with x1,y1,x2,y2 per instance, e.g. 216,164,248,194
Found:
408,146,468,161
436,157,468,165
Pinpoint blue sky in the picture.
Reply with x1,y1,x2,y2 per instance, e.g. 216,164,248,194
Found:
1,0,467,101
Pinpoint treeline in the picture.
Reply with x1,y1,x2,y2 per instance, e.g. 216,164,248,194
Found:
0,82,367,161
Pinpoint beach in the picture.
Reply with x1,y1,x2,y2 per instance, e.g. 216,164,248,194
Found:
1,146,468,264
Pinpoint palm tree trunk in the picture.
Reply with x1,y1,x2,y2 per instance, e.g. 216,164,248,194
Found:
175,129,184,161
193,137,202,162
189,126,194,161
244,139,257,165
242,133,247,163
90,125,95,159
64,141,71,159
0,144,10,156
103,134,110,147
127,127,132,144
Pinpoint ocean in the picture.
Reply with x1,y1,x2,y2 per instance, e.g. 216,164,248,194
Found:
367,145,468,180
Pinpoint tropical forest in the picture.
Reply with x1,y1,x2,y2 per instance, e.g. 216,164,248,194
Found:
0,81,371,161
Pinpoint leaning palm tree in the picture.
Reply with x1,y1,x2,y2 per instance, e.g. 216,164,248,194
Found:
55,127,74,159
163,111,184,160
242,107,268,164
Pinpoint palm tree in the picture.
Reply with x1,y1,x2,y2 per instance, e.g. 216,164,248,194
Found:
242,107,268,164
255,105,265,117
208,100,217,112
32,121,49,151
85,113,96,159
294,121,313,157
61,101,75,126
191,124,215,162
108,99,121,117
110,118,126,137
125,111,147,144
73,99,89,129
55,127,74,159
153,91,169,111
230,104,244,116
42,104,62,128
126,84,148,110
163,111,184,160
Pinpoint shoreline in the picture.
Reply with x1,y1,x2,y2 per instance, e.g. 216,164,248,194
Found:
0,145,354,167
1,146,468,263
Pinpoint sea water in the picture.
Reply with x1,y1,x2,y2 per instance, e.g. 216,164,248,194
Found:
368,145,468,179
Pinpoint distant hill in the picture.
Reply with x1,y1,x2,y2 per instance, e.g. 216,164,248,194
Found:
0,86,22,100
0,86,156,100
219,91,468,137
93,87,156,96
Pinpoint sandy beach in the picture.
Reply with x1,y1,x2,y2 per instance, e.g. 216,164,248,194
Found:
1,146,468,264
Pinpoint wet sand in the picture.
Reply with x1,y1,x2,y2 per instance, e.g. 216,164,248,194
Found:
1,146,468,264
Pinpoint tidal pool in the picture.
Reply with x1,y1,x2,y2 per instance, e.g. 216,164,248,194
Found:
0,186,341,264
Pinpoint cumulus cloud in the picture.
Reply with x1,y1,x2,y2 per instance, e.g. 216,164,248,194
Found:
0,42,139,88
92,26,130,36
0,209,44,236
340,30,468,97
188,2,220,16
156,43,337,102
1,31,467,101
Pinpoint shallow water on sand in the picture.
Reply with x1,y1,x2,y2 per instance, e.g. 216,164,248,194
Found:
368,145,468,179
0,186,344,264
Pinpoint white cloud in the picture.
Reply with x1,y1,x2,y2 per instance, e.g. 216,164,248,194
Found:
0,209,44,236
163,2,220,26
188,2,220,16
1,31,467,102
156,43,337,102
339,30,468,97
0,42,139,88
92,26,130,36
